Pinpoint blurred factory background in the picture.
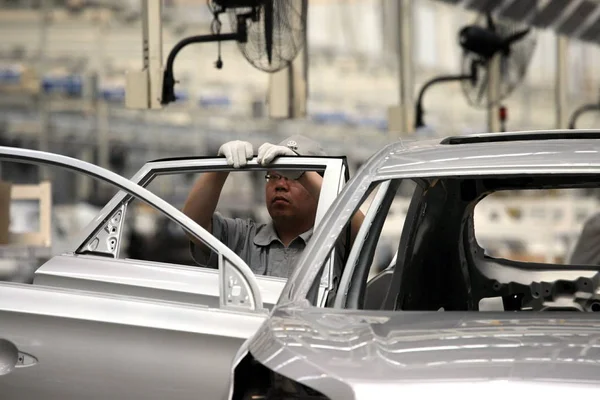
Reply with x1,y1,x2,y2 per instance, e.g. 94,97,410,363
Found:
2,0,600,281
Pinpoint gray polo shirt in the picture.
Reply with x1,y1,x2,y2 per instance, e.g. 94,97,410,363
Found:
190,212,346,279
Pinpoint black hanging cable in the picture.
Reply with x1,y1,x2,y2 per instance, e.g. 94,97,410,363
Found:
212,14,224,69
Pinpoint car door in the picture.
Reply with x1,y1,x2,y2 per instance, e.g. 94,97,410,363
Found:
0,147,348,399
0,282,266,400
35,155,349,308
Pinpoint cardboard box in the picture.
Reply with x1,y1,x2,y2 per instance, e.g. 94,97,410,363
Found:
0,181,12,245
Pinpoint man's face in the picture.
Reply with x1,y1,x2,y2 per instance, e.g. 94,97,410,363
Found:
265,171,318,223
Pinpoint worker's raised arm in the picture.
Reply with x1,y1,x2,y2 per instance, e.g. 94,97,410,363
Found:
182,140,253,254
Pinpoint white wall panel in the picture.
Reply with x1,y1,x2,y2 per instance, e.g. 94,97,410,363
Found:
308,0,383,56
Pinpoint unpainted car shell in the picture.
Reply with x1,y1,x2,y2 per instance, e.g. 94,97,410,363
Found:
0,146,349,399
230,131,600,399
245,309,600,398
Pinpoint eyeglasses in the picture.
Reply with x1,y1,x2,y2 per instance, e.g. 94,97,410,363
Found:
264,173,288,183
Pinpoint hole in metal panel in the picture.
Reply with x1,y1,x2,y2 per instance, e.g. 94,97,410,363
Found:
88,237,99,251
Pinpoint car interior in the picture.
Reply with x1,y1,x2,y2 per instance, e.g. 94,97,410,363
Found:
348,174,600,313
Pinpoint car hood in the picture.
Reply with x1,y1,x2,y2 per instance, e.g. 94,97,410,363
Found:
247,307,600,398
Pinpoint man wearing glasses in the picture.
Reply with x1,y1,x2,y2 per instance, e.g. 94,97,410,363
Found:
183,135,364,279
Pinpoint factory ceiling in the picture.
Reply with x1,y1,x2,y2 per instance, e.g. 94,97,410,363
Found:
434,0,600,44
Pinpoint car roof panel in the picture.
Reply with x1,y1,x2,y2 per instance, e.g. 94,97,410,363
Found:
376,131,600,179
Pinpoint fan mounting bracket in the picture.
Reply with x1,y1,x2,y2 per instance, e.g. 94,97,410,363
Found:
160,13,249,106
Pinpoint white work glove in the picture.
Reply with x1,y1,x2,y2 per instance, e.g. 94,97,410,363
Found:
218,140,253,168
257,142,303,180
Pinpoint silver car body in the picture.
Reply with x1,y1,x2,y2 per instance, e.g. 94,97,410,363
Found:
0,146,349,399
228,131,600,399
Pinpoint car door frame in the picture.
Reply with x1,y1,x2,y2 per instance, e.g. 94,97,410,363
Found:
25,151,348,308
0,145,266,313
73,155,348,257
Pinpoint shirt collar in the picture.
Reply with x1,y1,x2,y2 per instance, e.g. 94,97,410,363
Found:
253,222,314,247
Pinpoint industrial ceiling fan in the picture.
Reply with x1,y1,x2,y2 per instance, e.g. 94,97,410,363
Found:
161,0,307,105
415,13,536,131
